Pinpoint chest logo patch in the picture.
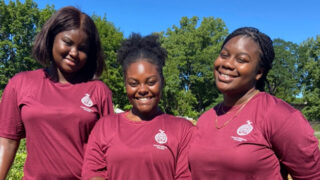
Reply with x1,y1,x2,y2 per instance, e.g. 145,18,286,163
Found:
237,120,253,136
81,93,93,107
155,129,167,144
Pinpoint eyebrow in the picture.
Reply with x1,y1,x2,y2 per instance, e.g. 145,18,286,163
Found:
221,47,252,58
126,75,159,81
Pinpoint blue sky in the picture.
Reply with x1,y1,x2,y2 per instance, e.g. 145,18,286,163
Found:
29,0,319,44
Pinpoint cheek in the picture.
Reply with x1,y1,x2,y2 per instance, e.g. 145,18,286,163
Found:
52,44,67,60
213,61,219,76
125,86,135,96
151,85,162,97
79,52,88,63
213,57,221,66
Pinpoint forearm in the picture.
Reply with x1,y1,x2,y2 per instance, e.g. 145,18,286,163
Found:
0,137,20,180
90,177,105,180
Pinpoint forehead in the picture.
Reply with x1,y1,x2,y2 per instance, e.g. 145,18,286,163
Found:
56,29,88,41
224,35,261,55
126,60,159,76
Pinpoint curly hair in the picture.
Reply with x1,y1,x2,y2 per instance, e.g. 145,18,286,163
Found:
117,33,167,83
32,6,104,82
221,27,275,91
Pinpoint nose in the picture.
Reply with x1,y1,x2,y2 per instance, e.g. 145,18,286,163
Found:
69,47,79,57
221,57,235,70
138,84,149,96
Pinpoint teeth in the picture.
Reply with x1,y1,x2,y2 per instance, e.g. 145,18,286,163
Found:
136,97,151,100
221,73,230,79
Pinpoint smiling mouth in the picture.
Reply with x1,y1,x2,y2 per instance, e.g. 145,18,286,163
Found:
134,97,155,104
65,58,77,66
217,71,236,82
135,97,153,100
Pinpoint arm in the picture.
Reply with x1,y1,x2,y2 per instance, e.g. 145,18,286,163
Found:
270,110,320,179
0,137,20,180
0,76,24,180
98,83,114,117
82,119,109,180
175,123,194,180
90,177,105,180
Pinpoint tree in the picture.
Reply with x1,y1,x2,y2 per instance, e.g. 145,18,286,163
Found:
299,36,320,121
160,16,228,118
0,0,54,96
92,15,126,109
266,38,300,103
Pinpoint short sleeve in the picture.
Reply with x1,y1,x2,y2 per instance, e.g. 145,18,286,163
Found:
82,118,109,180
97,82,114,117
269,109,320,179
175,121,194,180
0,77,25,140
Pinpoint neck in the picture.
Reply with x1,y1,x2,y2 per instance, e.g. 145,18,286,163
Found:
223,88,259,107
127,107,162,122
48,65,81,84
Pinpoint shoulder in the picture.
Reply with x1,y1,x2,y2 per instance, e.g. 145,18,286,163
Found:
161,114,195,142
94,113,121,134
88,80,112,94
90,113,121,145
98,113,120,125
7,69,45,90
162,114,194,129
254,92,298,115
253,92,308,134
197,108,215,125
10,69,45,83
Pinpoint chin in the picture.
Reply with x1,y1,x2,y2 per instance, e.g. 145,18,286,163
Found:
137,108,154,114
134,105,158,115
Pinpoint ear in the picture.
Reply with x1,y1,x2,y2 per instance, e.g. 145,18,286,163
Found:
255,67,264,81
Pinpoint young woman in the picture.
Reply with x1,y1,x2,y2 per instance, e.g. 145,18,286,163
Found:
188,27,320,179
0,6,113,179
82,33,194,180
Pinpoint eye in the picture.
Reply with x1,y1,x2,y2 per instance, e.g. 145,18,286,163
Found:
63,39,72,46
236,57,248,63
127,81,138,87
147,81,157,86
219,52,228,59
78,45,89,53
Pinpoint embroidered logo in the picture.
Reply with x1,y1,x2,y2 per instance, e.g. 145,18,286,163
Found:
81,93,93,107
155,129,167,144
237,120,253,136
231,136,247,142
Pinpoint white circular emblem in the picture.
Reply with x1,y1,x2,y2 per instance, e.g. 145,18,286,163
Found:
155,129,167,144
237,120,253,136
81,93,93,107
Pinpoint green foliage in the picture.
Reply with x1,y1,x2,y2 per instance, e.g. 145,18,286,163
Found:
92,15,126,110
267,39,300,102
160,16,228,118
0,0,54,95
299,36,320,121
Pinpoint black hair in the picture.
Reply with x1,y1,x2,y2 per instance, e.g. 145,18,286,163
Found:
117,33,167,84
221,27,275,91
32,6,104,82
